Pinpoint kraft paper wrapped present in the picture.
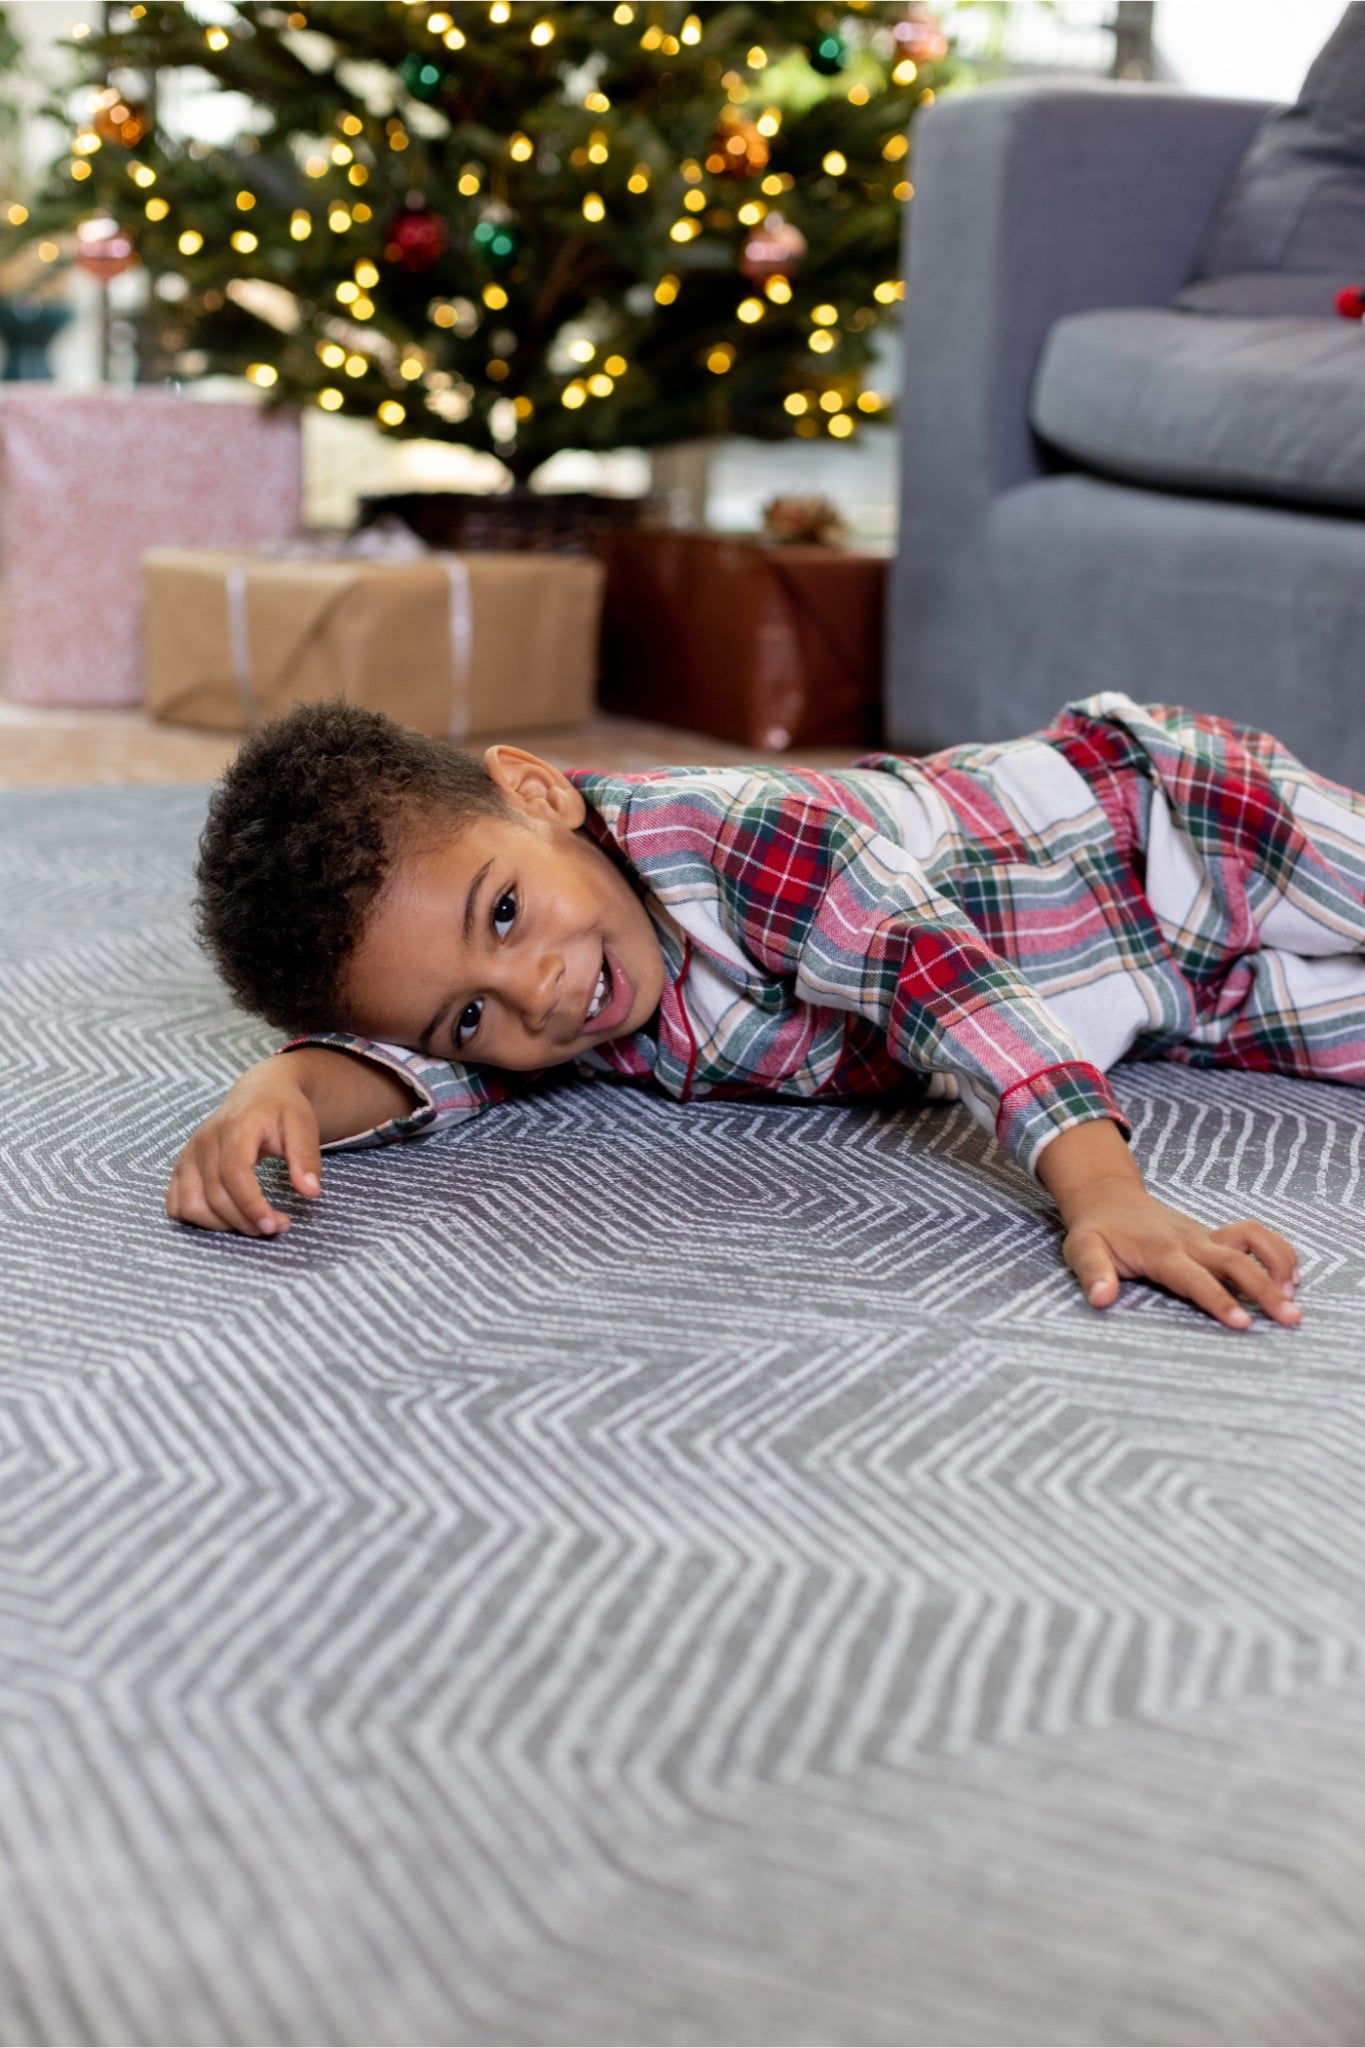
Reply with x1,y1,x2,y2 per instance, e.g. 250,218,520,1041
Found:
0,389,301,706
143,543,604,737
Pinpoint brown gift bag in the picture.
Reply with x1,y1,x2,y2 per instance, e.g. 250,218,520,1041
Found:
596,531,886,750
143,547,604,736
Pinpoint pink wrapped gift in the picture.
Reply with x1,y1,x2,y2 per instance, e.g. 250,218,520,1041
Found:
0,390,301,706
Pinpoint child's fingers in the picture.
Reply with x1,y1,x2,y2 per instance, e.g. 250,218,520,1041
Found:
279,1106,323,1201
213,1139,291,1237
1209,1219,1299,1294
1205,1243,1301,1327
1063,1229,1121,1309
1159,1252,1262,1329
168,1156,237,1234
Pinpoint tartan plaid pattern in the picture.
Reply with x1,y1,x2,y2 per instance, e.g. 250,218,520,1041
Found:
289,693,1365,1181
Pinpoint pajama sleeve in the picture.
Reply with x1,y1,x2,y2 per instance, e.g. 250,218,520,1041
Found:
712,793,1130,1181
277,1030,517,1151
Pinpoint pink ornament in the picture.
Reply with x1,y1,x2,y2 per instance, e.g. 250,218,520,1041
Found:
739,214,807,282
75,215,138,280
894,4,949,65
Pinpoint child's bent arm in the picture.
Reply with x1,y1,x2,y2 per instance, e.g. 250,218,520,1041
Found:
1036,1119,1301,1331
276,1043,419,1144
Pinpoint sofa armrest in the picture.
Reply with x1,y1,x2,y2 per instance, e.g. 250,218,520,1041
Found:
900,83,1272,508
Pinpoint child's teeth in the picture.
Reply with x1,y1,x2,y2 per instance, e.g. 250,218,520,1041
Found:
588,966,608,1020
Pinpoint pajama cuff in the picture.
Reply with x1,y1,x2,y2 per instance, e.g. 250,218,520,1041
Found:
996,1061,1131,1183
277,1035,440,1151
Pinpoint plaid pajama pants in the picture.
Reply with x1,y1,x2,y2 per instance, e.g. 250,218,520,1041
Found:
1047,696,1365,1086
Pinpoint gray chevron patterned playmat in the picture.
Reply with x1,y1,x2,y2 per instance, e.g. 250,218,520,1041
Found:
6,783,1365,2047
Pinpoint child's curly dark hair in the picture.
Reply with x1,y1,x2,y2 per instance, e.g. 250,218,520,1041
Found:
194,699,508,1036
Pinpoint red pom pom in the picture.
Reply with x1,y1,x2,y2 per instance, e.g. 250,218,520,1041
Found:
1335,284,1365,319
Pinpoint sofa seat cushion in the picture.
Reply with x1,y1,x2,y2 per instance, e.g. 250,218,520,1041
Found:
1030,308,1365,510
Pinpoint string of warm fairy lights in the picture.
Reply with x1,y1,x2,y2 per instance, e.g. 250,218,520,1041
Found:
29,2,929,441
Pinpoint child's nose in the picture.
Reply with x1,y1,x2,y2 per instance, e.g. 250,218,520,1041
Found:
519,954,564,1032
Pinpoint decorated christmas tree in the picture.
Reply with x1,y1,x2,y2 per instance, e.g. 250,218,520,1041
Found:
9,1,952,484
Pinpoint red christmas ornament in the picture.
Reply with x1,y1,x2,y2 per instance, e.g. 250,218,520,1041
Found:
739,213,807,282
75,214,139,280
1335,284,1365,319
383,205,447,272
894,3,949,65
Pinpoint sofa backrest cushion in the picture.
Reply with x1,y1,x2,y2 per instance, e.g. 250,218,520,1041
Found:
1190,3,1365,284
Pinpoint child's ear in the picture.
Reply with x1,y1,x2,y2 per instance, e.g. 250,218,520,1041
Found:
483,745,587,829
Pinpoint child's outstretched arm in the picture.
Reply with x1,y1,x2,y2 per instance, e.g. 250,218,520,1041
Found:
1037,1118,1301,1331
166,1046,418,1237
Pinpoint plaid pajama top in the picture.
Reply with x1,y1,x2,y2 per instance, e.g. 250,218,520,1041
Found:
290,691,1365,1181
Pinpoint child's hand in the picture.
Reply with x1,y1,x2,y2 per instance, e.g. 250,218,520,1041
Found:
1037,1118,1300,1331
166,1061,322,1237
1061,1186,1300,1331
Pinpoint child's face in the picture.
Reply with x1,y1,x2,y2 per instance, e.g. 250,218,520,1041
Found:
342,747,667,1068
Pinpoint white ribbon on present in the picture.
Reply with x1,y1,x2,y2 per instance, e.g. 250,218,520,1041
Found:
224,565,259,729
221,531,476,736
443,553,473,742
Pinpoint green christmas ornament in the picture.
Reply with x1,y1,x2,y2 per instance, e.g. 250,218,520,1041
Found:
399,50,445,100
472,211,522,269
807,26,847,73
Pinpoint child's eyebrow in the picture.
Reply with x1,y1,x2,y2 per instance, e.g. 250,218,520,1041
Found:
419,857,494,1053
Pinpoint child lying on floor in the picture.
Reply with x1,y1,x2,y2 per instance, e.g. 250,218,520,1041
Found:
170,689,1365,1332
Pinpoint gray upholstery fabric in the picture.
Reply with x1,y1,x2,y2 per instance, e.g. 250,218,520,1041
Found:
1193,3,1365,282
885,82,1365,778
8,782,1365,2047
1173,269,1349,317
1031,310,1365,510
981,476,1365,768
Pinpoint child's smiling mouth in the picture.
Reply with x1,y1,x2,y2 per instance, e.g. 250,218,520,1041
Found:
581,945,633,1037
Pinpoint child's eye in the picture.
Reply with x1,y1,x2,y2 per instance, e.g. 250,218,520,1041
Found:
455,998,483,1050
491,888,516,939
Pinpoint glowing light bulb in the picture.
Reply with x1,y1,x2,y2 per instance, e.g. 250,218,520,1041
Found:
236,189,256,210
320,342,346,367
231,229,258,252
737,298,764,323
681,13,701,42
604,355,627,376
355,259,379,287
145,197,169,220
318,388,344,410
829,415,853,437
764,276,792,304
822,151,847,176
247,363,278,387
509,132,533,161
482,283,507,309
783,393,808,415
582,192,605,221
530,18,554,43
178,229,203,254
205,26,229,50
378,400,406,426
345,354,367,377
561,383,586,409
654,274,679,304
290,210,311,239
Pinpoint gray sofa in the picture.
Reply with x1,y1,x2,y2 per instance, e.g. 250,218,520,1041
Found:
885,79,1365,787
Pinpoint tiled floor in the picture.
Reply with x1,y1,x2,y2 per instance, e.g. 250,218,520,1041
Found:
0,700,864,788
